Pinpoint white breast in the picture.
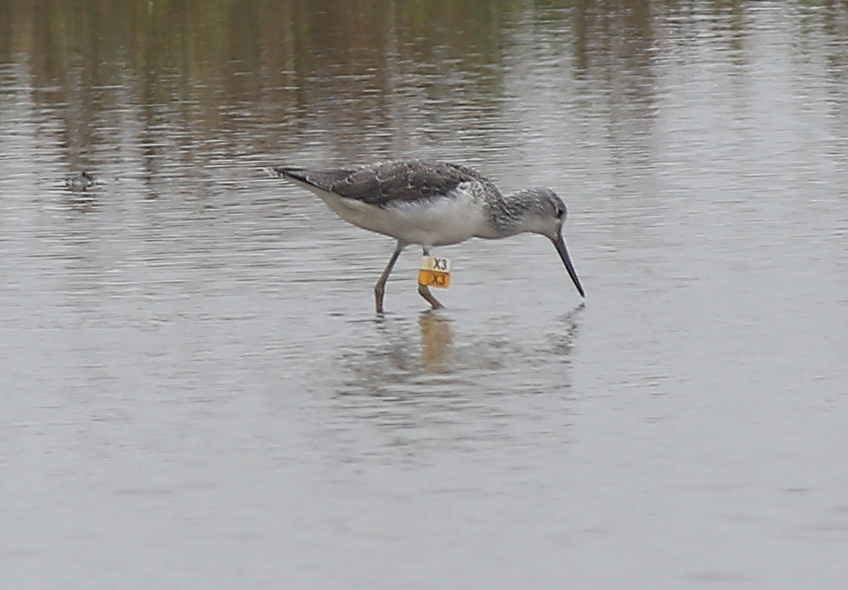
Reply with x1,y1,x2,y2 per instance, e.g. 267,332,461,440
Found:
309,183,489,247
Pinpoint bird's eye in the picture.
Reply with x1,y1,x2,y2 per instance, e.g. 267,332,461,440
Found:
556,207,565,219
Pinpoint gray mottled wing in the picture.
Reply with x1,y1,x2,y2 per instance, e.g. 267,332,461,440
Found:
276,161,495,207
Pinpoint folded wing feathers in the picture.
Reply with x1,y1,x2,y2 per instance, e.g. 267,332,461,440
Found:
276,161,493,207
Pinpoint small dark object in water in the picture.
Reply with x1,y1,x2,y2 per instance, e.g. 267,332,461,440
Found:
65,171,96,191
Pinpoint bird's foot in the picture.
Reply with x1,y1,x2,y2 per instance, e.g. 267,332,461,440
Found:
418,284,444,310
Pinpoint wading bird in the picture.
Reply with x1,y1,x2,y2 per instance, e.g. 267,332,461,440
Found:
274,160,584,313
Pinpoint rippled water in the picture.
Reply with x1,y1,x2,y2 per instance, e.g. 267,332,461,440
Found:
2,1,848,588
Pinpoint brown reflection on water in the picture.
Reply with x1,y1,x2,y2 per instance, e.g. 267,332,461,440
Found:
5,0,847,172
1,0,524,163
419,312,454,374
0,0,692,170
573,0,657,175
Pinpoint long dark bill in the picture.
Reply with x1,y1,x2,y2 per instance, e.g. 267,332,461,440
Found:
552,233,585,298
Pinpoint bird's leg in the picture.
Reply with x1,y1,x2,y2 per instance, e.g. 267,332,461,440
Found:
374,241,405,314
418,283,444,310
418,247,445,310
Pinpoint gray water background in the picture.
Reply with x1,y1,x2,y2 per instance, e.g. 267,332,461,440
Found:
1,1,847,588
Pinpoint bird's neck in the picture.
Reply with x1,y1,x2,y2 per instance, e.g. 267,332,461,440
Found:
480,190,540,238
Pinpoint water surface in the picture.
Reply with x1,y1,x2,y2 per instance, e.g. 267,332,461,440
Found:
1,1,847,588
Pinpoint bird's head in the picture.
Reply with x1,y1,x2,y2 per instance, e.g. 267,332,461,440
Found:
513,188,585,298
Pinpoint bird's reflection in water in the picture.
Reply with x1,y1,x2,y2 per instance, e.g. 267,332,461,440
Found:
418,312,455,374
328,308,581,464
339,305,582,402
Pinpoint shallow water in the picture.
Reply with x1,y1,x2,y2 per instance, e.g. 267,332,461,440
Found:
2,1,848,588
